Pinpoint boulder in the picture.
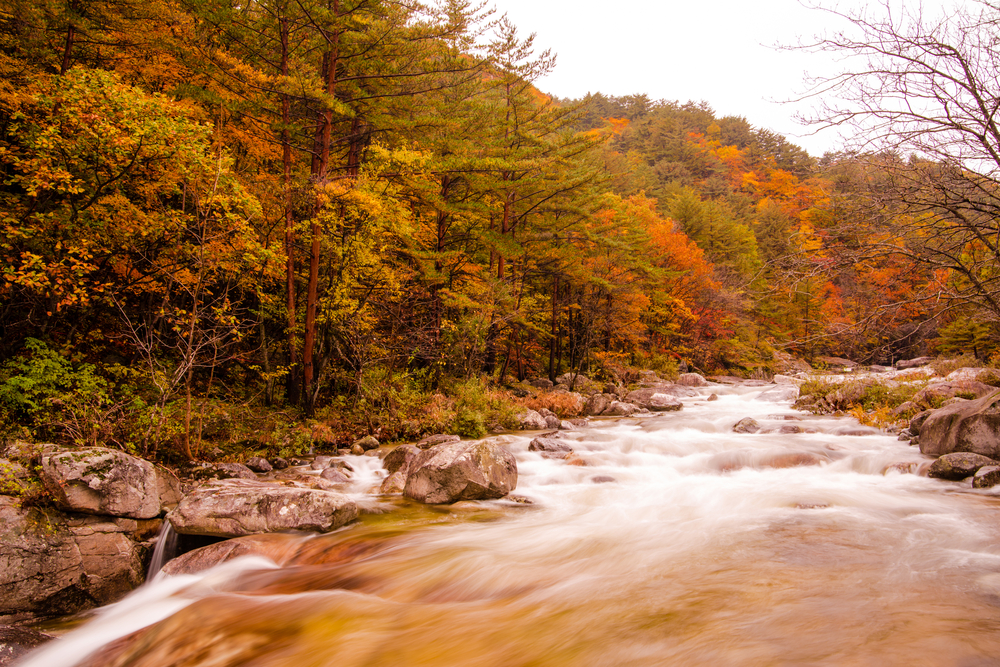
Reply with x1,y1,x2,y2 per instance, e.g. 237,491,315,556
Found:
41,448,161,520
919,390,1000,458
582,393,612,416
155,468,184,513
187,462,257,481
927,452,996,481
380,444,421,494
518,409,548,430
973,465,1000,489
604,401,639,416
0,626,53,665
350,444,365,456
590,475,617,484
0,497,153,622
733,417,761,434
353,436,380,451
707,393,719,401
167,479,358,537
403,441,517,504
319,468,349,483
245,457,272,473
271,457,290,470
625,387,686,410
676,373,709,387
559,420,576,430
542,415,561,429
773,350,812,374
415,434,460,449
528,378,553,390
528,437,573,459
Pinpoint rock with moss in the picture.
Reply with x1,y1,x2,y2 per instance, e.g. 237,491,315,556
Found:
927,452,996,481
973,465,1000,489
167,478,358,537
403,441,517,504
40,448,161,520
0,625,52,665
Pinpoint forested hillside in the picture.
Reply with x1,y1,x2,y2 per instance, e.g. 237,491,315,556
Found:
0,0,986,457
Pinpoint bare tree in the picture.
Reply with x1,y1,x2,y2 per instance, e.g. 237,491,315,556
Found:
789,1,1000,352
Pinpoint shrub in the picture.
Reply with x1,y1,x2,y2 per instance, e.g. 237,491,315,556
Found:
523,391,582,418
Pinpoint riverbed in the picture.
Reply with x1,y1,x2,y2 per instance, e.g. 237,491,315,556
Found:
20,382,1000,666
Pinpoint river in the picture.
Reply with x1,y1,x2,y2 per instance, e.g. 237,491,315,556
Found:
19,381,1000,666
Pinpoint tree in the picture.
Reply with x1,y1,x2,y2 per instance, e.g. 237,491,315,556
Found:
796,1,1000,329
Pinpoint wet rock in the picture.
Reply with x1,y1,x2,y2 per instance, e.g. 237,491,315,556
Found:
882,462,918,475
604,401,639,416
927,452,996,481
676,373,709,387
271,457,290,470
707,393,719,401
353,436,380,451
310,456,334,470
564,455,588,466
161,534,298,576
41,448,161,520
319,468,349,483
0,625,53,665
518,409,548,430
733,417,761,434
973,465,1000,489
558,420,576,430
919,390,1000,458
245,457,272,473
543,415,562,430
350,444,365,456
403,441,517,504
415,434,461,449
582,393,612,416
0,497,150,621
528,437,573,459
761,451,827,469
897,431,913,442
167,478,358,537
796,502,830,510
590,475,616,484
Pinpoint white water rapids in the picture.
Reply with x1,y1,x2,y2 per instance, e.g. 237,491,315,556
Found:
20,382,1000,666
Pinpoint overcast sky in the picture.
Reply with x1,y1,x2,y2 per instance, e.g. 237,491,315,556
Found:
491,0,962,156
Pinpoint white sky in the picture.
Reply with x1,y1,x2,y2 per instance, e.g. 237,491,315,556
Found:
491,0,962,157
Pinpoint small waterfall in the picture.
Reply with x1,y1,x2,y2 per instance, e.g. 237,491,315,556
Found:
146,521,178,580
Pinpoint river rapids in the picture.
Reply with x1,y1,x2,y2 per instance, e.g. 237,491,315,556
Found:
20,381,1000,666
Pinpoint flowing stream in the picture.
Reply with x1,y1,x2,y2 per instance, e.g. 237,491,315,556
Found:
20,382,1000,666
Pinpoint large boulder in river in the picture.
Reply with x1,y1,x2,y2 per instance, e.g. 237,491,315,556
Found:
518,409,548,430
927,452,996,481
625,387,684,411
41,448,161,519
528,436,573,459
919,389,1000,458
0,496,155,623
583,393,613,416
167,478,358,537
379,444,421,494
403,441,517,504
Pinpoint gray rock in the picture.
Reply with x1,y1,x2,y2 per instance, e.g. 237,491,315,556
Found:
271,457,290,470
403,441,517,504
912,380,995,408
245,456,273,473
973,465,1000,489
591,475,616,484
155,468,184,513
0,497,152,621
647,393,683,411
380,444,421,494
558,420,576,430
41,448,160,520
927,452,996,481
919,390,1000,458
310,456,334,470
415,434,461,449
543,415,562,429
528,437,573,459
518,409,548,430
733,417,761,434
353,436,380,451
604,401,639,416
319,468,349,483
167,479,358,537
582,393,612,416
676,373,709,387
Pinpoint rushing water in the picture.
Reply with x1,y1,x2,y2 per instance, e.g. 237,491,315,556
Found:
20,382,1000,666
